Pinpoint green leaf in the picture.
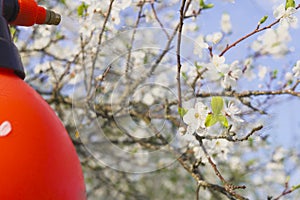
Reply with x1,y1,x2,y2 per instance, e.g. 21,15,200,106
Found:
272,69,278,79
205,114,218,127
60,0,66,5
292,184,300,191
285,0,295,9
199,0,205,7
182,72,188,81
199,0,214,9
205,97,229,128
203,3,214,9
211,96,224,115
286,176,291,183
217,115,229,128
78,2,89,17
143,54,149,64
248,137,254,148
9,27,17,42
195,62,203,70
258,15,268,25
246,159,256,167
178,107,187,117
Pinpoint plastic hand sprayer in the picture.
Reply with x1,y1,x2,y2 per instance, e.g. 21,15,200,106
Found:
0,0,86,199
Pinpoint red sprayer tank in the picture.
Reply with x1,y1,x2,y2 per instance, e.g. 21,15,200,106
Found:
0,0,86,199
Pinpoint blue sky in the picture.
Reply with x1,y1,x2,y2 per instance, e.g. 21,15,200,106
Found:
213,0,300,148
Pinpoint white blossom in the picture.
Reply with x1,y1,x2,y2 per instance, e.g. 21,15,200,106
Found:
243,57,257,81
178,127,186,135
251,25,291,57
192,140,213,163
183,102,208,134
111,0,132,25
185,0,200,17
214,140,232,160
258,65,268,80
142,92,155,105
221,13,232,34
273,3,298,28
203,62,220,81
285,72,293,82
273,147,287,162
206,32,223,44
224,101,244,122
220,61,242,89
144,9,155,23
193,35,209,59
292,60,300,77
267,161,284,170
203,55,227,82
212,55,226,68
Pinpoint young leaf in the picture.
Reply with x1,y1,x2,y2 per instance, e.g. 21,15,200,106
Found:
292,184,300,191
205,97,229,128
203,3,214,9
199,0,205,7
195,62,203,70
258,15,268,25
248,137,254,148
285,0,295,9
272,69,278,79
286,176,291,183
182,72,188,81
199,0,214,9
178,107,187,117
211,96,224,115
205,114,218,127
78,2,89,17
217,115,229,128
60,0,66,5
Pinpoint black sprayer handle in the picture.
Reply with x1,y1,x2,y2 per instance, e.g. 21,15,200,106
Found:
0,0,25,79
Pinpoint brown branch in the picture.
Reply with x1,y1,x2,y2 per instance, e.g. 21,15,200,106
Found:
177,155,246,200
176,0,186,110
219,19,279,56
196,89,300,98
87,0,115,97
219,4,300,57
291,80,300,91
195,135,248,200
184,8,202,19
125,4,144,74
196,183,201,200
271,180,298,200
198,125,263,142
151,3,170,39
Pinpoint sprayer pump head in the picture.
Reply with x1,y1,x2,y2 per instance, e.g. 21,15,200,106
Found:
3,0,61,26
0,0,62,79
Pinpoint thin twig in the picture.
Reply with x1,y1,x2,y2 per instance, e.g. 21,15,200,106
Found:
196,89,300,98
198,125,263,142
151,3,170,39
125,3,144,74
196,183,201,200
195,135,248,200
176,0,187,110
185,8,202,19
271,180,299,200
87,0,115,97
219,4,300,57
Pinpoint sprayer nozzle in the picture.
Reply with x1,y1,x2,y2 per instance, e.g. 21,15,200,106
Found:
45,10,61,25
4,0,62,26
